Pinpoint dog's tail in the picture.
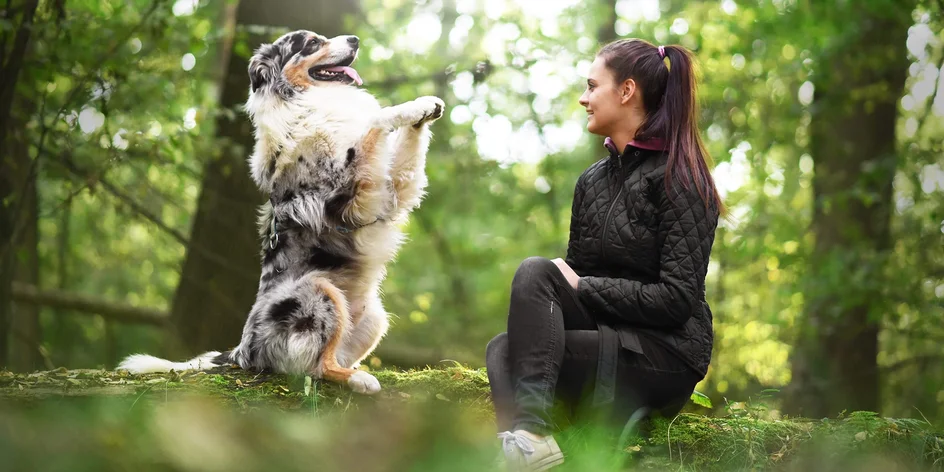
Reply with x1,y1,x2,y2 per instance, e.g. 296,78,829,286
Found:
116,350,233,374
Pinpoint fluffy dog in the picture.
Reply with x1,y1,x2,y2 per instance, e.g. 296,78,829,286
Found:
117,30,444,394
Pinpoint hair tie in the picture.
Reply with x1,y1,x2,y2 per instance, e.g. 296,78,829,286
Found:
658,45,665,58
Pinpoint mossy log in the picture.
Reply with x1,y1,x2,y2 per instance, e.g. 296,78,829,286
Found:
0,364,492,413
1,367,941,471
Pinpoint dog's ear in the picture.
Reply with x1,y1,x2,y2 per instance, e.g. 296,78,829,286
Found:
249,56,275,93
248,45,280,93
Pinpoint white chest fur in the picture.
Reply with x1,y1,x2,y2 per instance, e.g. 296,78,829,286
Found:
244,86,384,192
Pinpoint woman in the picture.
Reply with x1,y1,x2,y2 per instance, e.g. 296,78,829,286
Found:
485,39,723,471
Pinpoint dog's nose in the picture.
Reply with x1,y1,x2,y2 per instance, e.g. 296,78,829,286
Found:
347,36,359,46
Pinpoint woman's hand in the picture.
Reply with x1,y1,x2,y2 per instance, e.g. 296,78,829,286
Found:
551,258,580,290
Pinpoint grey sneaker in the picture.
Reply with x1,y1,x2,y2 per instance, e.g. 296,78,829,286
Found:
497,430,565,471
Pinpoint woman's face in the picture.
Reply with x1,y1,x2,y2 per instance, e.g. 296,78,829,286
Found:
578,56,632,137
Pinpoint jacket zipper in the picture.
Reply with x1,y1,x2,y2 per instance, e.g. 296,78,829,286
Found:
601,151,644,261
601,157,625,261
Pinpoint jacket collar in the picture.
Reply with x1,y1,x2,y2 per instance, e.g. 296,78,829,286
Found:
603,136,667,158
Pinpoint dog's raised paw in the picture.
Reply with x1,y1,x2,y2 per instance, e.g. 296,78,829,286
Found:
348,370,381,395
412,96,445,128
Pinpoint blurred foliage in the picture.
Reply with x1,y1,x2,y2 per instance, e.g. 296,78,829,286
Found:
2,0,943,431
1,366,942,471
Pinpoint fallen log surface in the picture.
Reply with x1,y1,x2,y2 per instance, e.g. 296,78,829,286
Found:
0,366,941,471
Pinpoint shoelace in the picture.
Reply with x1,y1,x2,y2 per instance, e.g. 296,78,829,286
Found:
498,431,536,456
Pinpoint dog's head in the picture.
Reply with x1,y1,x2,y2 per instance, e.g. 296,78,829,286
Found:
248,30,363,96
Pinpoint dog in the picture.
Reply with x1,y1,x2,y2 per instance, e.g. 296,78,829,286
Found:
117,30,445,395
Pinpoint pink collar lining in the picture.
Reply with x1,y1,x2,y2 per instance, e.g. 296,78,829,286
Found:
604,136,667,155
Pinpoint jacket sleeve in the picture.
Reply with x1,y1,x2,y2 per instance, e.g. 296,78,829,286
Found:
576,180,717,329
564,175,585,269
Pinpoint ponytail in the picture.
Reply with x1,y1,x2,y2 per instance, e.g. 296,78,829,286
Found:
598,39,724,215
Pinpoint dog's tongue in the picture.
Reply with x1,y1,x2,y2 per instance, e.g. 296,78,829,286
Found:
324,66,363,85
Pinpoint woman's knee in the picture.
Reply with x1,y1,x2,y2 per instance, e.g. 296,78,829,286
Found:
485,333,509,376
512,256,557,289
486,332,508,359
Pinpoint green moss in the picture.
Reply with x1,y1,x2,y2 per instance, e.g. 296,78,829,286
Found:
637,413,813,470
2,367,941,472
634,411,943,471
0,365,495,418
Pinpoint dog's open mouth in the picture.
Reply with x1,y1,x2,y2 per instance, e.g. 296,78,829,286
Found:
309,56,363,86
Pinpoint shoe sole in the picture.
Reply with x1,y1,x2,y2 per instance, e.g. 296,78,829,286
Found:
531,452,565,471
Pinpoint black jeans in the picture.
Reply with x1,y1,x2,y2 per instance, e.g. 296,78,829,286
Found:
485,257,701,435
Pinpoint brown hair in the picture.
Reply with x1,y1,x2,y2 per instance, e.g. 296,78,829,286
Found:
598,39,724,214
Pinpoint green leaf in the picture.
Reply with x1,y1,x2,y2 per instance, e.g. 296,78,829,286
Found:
691,390,713,409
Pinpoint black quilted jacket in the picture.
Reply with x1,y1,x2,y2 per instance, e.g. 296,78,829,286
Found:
566,141,719,378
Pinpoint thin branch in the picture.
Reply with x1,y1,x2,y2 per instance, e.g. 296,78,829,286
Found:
11,282,169,326
57,152,189,245
123,159,192,212
2,0,167,261
51,0,66,25
369,60,492,90
881,354,944,374
52,150,261,281
38,144,206,222
372,343,480,368
371,69,455,90
12,280,477,367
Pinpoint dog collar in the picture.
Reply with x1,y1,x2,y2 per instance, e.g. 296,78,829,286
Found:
269,217,280,249
335,217,386,234
268,216,388,249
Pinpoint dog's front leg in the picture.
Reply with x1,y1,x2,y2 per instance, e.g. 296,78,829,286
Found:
372,96,444,131
387,103,445,215
342,97,443,226
373,96,444,218
340,126,393,226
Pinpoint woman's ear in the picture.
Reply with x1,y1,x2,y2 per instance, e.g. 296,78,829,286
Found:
619,78,636,105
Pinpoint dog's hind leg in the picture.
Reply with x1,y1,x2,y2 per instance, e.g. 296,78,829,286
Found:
336,294,390,369
313,276,382,395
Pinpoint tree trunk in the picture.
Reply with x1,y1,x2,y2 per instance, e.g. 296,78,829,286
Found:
0,163,12,369
167,1,254,355
7,61,42,372
0,0,41,370
784,3,914,417
9,127,41,372
427,0,475,333
596,0,617,45
49,198,77,366
0,0,39,148
169,0,360,356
